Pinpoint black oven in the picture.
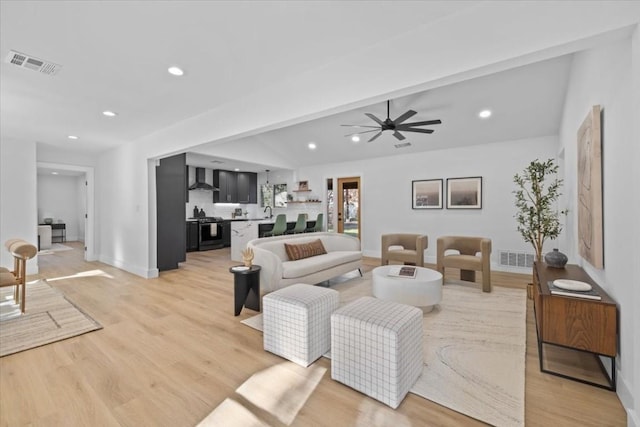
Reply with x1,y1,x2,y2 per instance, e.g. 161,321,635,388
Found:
198,217,224,250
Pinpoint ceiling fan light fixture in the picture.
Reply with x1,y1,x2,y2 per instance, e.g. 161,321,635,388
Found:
341,100,441,143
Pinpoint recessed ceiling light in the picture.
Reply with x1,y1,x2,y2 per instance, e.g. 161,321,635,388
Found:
168,66,184,76
51,172,59,175
102,110,117,117
308,142,317,150
478,109,492,119
351,135,360,143
68,135,78,140
234,168,240,171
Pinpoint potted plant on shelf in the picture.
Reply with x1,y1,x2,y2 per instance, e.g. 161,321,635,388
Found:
513,159,565,295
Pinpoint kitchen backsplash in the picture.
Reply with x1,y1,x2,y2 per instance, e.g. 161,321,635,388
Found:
186,190,260,219
186,190,323,220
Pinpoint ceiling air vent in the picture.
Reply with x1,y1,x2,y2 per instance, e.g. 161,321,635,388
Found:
5,50,61,75
394,142,411,149
210,160,224,164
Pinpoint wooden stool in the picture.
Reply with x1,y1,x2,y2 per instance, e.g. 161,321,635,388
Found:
1,239,37,313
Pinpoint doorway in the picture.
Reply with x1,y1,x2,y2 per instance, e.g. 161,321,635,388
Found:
336,177,360,239
36,162,95,261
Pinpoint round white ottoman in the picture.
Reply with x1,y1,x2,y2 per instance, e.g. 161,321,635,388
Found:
372,265,443,312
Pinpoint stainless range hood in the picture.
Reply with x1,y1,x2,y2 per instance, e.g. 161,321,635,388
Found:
189,167,219,191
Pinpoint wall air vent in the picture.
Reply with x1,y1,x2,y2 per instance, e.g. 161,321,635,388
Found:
394,142,411,149
498,250,535,268
5,50,61,75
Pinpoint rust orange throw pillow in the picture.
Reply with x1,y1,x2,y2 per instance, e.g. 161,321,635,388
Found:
284,239,327,261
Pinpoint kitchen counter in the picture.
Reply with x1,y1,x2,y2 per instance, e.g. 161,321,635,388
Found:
230,218,318,261
230,221,260,261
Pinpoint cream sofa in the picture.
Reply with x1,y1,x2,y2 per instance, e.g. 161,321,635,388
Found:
247,232,362,294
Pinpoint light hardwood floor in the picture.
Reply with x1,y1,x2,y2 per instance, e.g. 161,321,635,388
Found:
0,242,625,426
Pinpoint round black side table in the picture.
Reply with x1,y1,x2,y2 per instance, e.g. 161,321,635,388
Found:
229,265,261,316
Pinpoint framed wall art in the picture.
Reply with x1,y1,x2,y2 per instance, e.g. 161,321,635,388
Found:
412,179,443,209
577,105,603,268
273,183,288,207
447,177,482,209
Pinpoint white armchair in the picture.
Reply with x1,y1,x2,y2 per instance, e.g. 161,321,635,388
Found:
38,225,52,250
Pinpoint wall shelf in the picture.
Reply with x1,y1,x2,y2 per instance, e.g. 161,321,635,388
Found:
293,189,312,192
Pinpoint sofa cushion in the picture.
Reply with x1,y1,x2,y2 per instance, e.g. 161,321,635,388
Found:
285,239,327,261
282,251,361,279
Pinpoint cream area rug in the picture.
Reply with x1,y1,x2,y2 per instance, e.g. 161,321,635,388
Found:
38,243,74,255
241,273,526,426
0,279,102,357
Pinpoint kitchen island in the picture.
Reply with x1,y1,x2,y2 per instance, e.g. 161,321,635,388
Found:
230,218,318,261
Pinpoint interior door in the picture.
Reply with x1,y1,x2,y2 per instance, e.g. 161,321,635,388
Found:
337,177,360,239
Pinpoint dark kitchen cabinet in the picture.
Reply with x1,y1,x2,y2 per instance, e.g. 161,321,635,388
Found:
186,221,199,252
185,165,190,203
213,170,257,203
156,153,187,271
237,172,257,204
213,170,237,203
222,221,231,247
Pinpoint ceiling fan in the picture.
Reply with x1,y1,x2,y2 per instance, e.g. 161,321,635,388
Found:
342,100,441,142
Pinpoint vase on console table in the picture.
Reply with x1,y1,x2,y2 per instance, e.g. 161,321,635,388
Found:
544,248,568,268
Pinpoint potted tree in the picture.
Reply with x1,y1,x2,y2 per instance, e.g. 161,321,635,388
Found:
513,159,565,295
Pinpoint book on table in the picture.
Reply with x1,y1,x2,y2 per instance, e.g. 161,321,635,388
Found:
388,266,417,278
547,281,601,300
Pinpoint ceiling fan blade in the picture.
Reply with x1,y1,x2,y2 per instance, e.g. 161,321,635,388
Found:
393,110,417,124
344,129,380,137
397,119,442,128
340,124,380,128
365,113,385,126
368,131,383,142
403,128,435,134
393,131,406,141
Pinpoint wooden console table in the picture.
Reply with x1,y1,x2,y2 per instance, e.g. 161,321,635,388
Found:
533,262,617,390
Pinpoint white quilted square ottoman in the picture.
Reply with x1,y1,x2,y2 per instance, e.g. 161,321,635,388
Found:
331,296,423,409
263,283,339,367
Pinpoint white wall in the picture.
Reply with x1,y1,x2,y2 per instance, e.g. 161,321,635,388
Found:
37,174,83,241
97,142,152,277
297,135,559,268
0,139,38,273
632,25,640,427
76,176,86,242
558,33,639,424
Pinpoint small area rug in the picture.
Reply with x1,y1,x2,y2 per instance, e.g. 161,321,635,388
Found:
0,279,102,357
241,273,526,426
38,243,74,255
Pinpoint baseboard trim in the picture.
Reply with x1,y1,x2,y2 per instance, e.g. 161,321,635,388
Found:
99,255,158,279
616,370,636,426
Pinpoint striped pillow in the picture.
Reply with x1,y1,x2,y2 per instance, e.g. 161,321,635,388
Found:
284,239,327,261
